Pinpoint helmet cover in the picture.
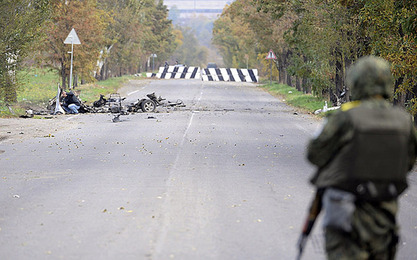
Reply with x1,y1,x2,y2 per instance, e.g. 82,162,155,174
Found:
346,56,393,100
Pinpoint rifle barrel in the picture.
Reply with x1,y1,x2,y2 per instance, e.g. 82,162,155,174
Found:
296,189,324,260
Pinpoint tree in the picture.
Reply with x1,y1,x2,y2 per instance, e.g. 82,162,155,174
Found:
97,0,177,76
252,0,417,110
213,1,260,69
0,0,50,102
357,0,417,112
98,0,144,77
285,0,354,99
142,0,177,68
40,0,109,89
171,27,208,67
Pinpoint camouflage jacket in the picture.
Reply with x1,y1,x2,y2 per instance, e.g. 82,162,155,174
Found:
307,99,417,193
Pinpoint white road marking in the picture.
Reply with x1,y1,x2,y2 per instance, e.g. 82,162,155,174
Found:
127,90,140,96
152,83,204,256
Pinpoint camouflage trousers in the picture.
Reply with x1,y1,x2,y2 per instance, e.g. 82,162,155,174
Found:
324,200,398,260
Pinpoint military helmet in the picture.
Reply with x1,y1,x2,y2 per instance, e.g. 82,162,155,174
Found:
346,56,394,100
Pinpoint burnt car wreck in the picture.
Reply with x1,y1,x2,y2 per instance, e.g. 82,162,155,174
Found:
47,92,185,115
126,93,185,113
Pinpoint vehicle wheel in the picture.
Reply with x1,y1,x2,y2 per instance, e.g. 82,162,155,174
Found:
141,99,156,112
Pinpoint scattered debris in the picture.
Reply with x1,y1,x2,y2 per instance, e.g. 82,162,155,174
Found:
127,96,156,113
127,92,185,113
107,93,125,113
314,101,340,114
93,94,107,107
41,92,186,117
112,114,121,123
20,109,34,118
7,105,15,115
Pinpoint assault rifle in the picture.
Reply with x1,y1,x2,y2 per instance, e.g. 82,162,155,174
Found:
296,189,324,260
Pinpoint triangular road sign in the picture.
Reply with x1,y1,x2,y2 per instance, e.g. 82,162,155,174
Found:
266,49,277,60
64,28,81,45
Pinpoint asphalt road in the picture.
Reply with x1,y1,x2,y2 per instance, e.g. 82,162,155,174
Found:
1,79,416,260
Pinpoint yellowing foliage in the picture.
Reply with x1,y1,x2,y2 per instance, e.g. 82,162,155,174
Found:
214,0,417,117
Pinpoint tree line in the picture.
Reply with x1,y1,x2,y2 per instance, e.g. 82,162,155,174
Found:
212,0,417,117
0,0,180,103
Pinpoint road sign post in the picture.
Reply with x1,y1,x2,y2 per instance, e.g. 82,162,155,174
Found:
64,29,81,89
265,49,277,86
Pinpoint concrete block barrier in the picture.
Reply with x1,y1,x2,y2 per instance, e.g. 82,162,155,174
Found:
201,68,258,83
147,66,258,83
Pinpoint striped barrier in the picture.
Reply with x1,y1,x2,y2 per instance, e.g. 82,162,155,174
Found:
146,66,200,79
201,68,258,83
146,66,258,83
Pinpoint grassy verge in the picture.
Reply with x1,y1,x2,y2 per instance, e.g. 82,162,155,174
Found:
17,68,60,104
260,82,329,115
0,67,137,118
75,75,135,103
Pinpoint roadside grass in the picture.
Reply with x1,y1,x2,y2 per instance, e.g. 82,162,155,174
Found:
0,68,58,117
260,82,329,115
18,68,59,104
75,75,135,103
0,67,137,118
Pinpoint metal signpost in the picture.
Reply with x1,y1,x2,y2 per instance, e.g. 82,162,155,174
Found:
64,28,81,89
265,49,277,86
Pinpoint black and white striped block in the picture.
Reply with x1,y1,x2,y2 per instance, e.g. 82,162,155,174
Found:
146,66,201,79
146,72,157,78
201,68,258,83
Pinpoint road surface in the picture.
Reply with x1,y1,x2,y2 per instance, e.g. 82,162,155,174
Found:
1,79,416,259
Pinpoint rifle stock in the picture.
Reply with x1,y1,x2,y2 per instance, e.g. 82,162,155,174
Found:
296,189,324,260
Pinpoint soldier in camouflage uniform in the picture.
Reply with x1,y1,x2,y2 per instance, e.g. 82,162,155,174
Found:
307,56,417,259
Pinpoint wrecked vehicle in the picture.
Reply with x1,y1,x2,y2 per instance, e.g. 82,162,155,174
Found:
127,92,185,113
107,93,125,113
127,94,158,113
44,92,185,115
147,92,185,109
93,94,106,107
81,93,127,114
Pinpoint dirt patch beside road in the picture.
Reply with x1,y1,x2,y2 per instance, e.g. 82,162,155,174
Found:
0,115,79,144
